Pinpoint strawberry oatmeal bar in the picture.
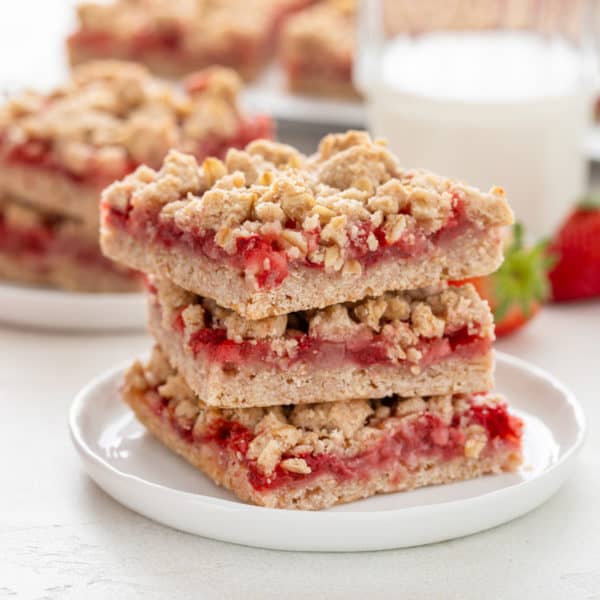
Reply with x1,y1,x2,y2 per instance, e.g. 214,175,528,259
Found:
0,196,137,292
280,0,358,98
68,0,313,80
0,61,271,229
123,346,522,510
147,277,494,407
101,131,513,319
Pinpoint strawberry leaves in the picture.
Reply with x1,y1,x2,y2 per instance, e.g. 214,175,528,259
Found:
491,223,553,323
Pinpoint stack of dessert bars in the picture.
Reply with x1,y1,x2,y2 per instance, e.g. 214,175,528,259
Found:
0,61,270,292
101,130,524,510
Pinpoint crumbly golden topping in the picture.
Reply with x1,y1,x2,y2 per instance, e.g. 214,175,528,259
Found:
281,0,356,62
126,346,501,473
0,61,244,175
103,131,513,274
151,276,494,365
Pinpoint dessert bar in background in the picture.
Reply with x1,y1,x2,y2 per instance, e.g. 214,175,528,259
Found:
68,0,314,80
0,61,272,228
0,196,137,292
147,276,494,407
123,347,523,510
0,61,271,292
280,0,358,98
101,131,513,317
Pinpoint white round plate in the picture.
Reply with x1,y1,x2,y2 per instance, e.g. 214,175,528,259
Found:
70,352,585,552
0,282,145,331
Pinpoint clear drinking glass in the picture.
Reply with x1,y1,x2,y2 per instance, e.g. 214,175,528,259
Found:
355,0,599,235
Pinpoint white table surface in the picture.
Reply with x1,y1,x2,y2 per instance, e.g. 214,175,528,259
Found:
1,2,600,598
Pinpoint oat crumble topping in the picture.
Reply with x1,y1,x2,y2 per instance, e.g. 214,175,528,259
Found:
0,61,246,175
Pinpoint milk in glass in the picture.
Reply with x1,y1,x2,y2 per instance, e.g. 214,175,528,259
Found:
361,31,592,235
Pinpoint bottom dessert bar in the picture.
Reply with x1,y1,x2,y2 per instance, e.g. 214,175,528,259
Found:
0,197,139,292
123,347,523,510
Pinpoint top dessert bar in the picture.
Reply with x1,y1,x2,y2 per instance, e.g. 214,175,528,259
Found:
101,131,513,319
0,61,272,227
280,0,358,98
68,0,312,80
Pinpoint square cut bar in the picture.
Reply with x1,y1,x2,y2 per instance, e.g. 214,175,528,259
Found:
101,130,514,319
123,347,523,510
280,0,358,98
68,0,313,80
0,196,138,292
147,276,495,407
0,61,272,228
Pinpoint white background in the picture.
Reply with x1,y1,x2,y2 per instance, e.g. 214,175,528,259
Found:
1,2,600,598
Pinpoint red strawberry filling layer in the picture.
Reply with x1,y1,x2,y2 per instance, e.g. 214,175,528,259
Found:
144,390,522,492
105,197,471,290
69,27,183,55
184,320,489,371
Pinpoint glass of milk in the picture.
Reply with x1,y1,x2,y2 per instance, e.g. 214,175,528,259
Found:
355,0,599,236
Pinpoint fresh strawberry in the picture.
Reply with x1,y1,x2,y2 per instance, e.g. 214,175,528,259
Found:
458,224,552,337
549,196,600,302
